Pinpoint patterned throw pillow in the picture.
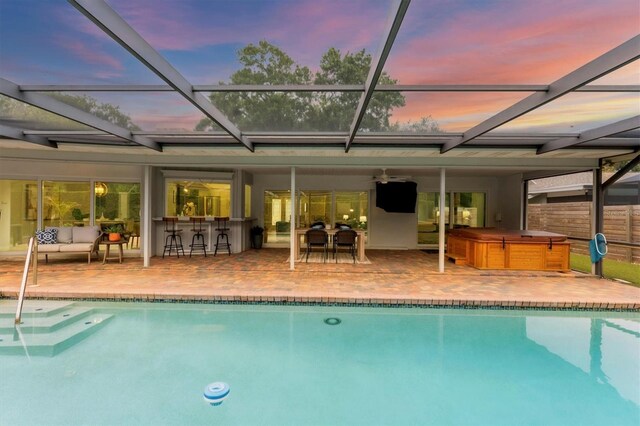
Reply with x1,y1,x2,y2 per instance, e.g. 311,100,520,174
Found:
36,229,58,244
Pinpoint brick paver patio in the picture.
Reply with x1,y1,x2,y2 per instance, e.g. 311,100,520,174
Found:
1,249,638,310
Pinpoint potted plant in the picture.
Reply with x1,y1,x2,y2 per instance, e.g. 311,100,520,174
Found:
250,225,264,249
104,225,123,242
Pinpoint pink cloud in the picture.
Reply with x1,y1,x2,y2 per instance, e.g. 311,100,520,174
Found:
56,36,124,72
386,0,640,84
132,112,204,131
389,92,529,131
98,0,388,68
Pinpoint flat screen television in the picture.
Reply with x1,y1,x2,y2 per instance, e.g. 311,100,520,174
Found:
375,181,417,213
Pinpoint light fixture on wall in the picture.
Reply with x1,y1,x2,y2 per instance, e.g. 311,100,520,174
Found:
95,182,108,197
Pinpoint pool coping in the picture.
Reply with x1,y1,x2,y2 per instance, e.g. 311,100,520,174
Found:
2,293,638,312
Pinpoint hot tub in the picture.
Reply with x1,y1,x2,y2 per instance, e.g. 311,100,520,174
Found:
446,228,570,271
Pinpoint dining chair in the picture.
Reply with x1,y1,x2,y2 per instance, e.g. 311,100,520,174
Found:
333,229,357,263
305,229,328,263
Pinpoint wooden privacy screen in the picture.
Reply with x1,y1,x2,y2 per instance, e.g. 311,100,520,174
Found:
446,228,570,271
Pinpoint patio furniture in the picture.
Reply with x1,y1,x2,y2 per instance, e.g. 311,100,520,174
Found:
101,239,127,264
214,216,231,256
305,229,328,263
37,226,102,264
189,216,208,257
333,229,357,263
162,216,185,258
294,228,366,262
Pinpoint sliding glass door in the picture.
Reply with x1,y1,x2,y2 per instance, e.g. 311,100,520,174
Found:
417,191,485,246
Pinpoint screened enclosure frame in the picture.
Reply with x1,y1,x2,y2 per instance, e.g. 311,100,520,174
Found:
0,0,638,156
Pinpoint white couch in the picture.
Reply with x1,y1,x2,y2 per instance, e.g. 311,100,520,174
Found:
37,226,102,264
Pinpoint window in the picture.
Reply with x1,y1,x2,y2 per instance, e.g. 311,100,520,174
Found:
95,182,140,250
264,189,369,244
166,180,230,217
417,192,484,245
335,192,368,230
42,181,90,228
299,191,332,227
264,190,291,243
244,184,252,218
453,192,486,228
417,192,450,245
0,179,38,252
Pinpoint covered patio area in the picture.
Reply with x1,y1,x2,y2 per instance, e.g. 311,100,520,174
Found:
1,249,638,310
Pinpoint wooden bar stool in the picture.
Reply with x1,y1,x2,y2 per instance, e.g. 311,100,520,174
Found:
213,216,231,256
189,216,207,257
162,216,185,258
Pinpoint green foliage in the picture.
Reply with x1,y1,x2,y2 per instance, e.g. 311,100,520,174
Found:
196,41,437,133
48,93,140,131
71,208,84,221
0,93,140,131
571,253,640,286
602,158,640,173
104,225,123,234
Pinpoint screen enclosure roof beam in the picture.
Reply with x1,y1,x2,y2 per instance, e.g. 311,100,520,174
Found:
441,35,640,153
0,123,57,148
603,152,640,190
18,84,640,93
345,0,410,153
68,0,253,152
538,116,640,154
0,78,161,151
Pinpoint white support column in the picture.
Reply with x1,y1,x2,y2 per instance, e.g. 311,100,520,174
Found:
231,169,243,253
290,167,296,271
143,166,152,268
439,168,446,273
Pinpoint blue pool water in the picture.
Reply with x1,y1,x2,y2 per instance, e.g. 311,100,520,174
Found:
1,302,639,425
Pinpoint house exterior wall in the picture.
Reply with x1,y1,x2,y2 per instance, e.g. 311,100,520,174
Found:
251,172,504,250
0,158,526,253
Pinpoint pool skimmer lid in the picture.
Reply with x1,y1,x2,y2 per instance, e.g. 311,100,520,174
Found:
324,317,341,325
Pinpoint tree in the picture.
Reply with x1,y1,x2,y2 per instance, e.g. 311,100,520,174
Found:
0,93,140,131
196,41,439,133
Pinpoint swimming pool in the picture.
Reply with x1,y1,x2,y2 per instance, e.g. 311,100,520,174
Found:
1,301,638,425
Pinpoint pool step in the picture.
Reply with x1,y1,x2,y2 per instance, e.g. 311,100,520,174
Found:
0,300,114,356
0,313,113,356
0,307,94,333
0,300,76,318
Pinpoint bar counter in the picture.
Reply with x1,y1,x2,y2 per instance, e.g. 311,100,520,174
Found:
152,217,254,256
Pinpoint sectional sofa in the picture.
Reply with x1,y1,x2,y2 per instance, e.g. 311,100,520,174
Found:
35,226,102,264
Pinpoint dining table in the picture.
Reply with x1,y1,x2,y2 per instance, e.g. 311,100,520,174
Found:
293,228,366,262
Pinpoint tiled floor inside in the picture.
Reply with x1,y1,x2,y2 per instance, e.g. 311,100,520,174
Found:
0,249,638,309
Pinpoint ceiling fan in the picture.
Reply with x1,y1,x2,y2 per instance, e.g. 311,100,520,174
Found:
371,168,412,184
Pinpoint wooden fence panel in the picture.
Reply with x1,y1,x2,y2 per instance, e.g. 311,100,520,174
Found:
528,203,639,263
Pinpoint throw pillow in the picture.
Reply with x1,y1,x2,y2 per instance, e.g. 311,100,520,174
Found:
46,226,73,243
36,229,58,245
72,226,100,243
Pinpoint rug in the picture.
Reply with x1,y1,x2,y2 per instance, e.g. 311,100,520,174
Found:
289,251,371,264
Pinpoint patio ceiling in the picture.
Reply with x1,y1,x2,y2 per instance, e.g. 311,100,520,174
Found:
0,0,639,160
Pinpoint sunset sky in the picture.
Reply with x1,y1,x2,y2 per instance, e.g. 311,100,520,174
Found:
0,0,638,133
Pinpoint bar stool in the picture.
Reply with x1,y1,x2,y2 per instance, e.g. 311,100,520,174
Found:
189,216,207,257
129,233,140,249
214,216,231,256
162,216,185,258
